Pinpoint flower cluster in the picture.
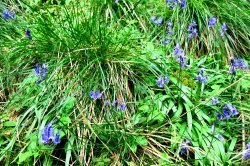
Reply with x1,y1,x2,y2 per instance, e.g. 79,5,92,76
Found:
187,21,198,40
166,0,186,9
211,97,220,105
34,63,48,84
151,16,163,25
217,104,239,120
90,90,103,99
41,122,60,145
2,9,14,20
156,76,169,88
243,141,250,160
180,140,190,154
229,56,248,75
173,44,188,67
208,16,217,28
196,68,207,83
161,22,173,45
220,23,227,37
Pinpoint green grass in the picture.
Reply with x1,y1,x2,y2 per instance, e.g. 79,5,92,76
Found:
0,0,250,165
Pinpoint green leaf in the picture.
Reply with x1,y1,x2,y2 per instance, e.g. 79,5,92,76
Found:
4,121,16,127
136,136,148,146
18,152,33,164
130,143,137,153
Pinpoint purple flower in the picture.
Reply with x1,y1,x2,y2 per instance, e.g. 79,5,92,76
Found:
161,37,171,45
196,74,207,83
235,58,248,71
90,91,103,99
155,17,163,25
119,103,126,111
41,63,48,79
180,140,190,154
217,113,223,120
36,79,42,85
243,151,250,160
34,63,40,76
199,68,204,74
104,100,110,105
25,28,32,39
150,16,156,22
2,9,14,19
169,4,176,9
187,33,193,40
229,65,236,75
157,76,169,88
225,104,239,116
211,97,220,105
187,21,197,31
215,134,225,141
222,108,230,119
180,0,186,8
243,141,250,160
166,29,173,35
208,16,216,28
41,122,60,145
173,44,184,57
220,23,227,37
166,22,173,27
111,100,117,106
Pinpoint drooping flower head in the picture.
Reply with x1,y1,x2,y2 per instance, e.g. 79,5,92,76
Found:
34,63,48,84
166,22,173,27
157,76,169,88
161,37,172,45
151,16,163,25
243,141,250,160
41,122,60,145
41,63,48,79
208,16,217,28
180,0,187,9
2,9,14,19
119,103,126,111
166,29,173,35
25,28,32,39
211,97,220,105
220,22,227,37
90,90,103,99
215,134,225,141
180,140,190,154
225,104,239,116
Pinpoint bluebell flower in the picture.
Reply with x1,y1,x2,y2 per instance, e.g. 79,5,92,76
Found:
187,21,197,31
150,16,156,22
169,4,176,9
151,16,163,25
199,68,204,74
34,63,40,76
166,29,173,35
173,44,184,57
111,100,117,106
222,108,230,119
41,122,60,145
90,91,103,99
180,140,190,155
225,104,239,116
243,141,250,160
217,113,223,120
220,23,227,37
235,58,248,71
211,97,220,105
196,73,207,83
229,64,236,75
104,100,110,105
157,76,169,88
161,37,172,45
215,134,225,141
180,0,186,9
34,63,48,84
41,63,48,79
166,22,173,27
119,103,126,111
208,16,216,28
155,17,163,25
25,28,32,39
2,9,14,19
